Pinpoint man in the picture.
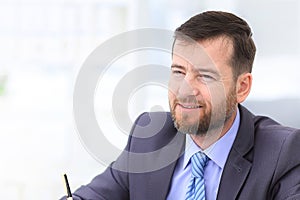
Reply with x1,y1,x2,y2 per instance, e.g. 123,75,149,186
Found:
61,11,300,200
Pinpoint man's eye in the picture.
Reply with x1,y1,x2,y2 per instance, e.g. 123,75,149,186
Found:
172,70,185,76
198,74,215,82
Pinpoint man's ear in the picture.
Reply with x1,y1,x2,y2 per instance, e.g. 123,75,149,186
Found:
236,72,252,103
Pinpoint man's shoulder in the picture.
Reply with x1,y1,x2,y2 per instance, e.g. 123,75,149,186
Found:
253,114,300,140
132,112,175,135
238,105,300,154
128,112,180,153
134,112,172,126
250,114,300,164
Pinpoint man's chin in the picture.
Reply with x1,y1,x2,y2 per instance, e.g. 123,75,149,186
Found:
174,120,200,134
176,116,201,127
177,126,207,136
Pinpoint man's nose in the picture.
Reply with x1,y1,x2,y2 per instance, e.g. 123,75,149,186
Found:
177,75,200,97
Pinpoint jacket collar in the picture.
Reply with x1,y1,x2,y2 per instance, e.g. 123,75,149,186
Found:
216,104,254,200
149,105,255,200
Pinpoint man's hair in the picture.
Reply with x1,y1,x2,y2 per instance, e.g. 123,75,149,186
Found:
174,11,256,79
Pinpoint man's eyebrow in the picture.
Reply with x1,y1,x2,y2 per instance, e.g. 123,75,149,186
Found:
171,64,220,76
171,64,185,70
171,64,219,75
195,67,219,75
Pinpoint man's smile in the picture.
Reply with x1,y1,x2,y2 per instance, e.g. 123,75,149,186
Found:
176,103,203,110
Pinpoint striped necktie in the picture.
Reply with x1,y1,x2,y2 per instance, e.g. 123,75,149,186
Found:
185,151,209,200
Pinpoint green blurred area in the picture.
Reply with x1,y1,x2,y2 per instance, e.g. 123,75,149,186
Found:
0,74,7,96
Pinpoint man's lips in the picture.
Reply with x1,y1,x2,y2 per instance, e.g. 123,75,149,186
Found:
177,103,203,109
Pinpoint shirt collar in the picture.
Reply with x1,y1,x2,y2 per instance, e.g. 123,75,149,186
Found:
183,108,240,169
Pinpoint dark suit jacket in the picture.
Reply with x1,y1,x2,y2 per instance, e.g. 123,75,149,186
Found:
61,105,300,200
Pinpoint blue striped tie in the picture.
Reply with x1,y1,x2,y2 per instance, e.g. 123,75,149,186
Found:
185,152,208,200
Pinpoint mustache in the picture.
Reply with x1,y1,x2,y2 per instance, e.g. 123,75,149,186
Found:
171,95,205,107
174,95,205,105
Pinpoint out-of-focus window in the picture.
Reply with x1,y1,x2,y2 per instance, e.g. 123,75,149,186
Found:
0,0,299,199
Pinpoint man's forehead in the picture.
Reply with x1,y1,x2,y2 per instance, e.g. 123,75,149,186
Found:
172,36,233,67
173,41,211,66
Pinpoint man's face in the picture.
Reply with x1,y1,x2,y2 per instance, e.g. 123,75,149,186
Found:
168,37,237,136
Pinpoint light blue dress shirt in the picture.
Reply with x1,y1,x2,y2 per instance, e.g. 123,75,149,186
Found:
166,109,240,200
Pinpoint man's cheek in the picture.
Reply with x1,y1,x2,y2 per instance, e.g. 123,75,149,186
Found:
207,83,227,102
168,79,180,97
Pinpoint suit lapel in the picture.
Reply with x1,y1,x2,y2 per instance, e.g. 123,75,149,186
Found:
216,148,252,200
217,105,254,200
148,131,186,200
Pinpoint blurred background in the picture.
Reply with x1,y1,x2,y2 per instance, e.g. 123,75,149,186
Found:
0,0,299,199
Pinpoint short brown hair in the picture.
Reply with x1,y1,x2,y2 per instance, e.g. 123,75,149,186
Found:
174,11,256,79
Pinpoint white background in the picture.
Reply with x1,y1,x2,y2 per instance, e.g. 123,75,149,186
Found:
0,0,299,199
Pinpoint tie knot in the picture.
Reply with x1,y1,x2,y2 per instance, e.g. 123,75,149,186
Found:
191,152,208,178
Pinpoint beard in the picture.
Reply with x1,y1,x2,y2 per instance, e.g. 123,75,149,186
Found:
169,86,237,136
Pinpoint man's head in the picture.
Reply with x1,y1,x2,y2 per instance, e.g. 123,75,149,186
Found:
168,11,255,138
174,11,256,80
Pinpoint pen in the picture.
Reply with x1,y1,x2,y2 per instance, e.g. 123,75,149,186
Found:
63,174,73,200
